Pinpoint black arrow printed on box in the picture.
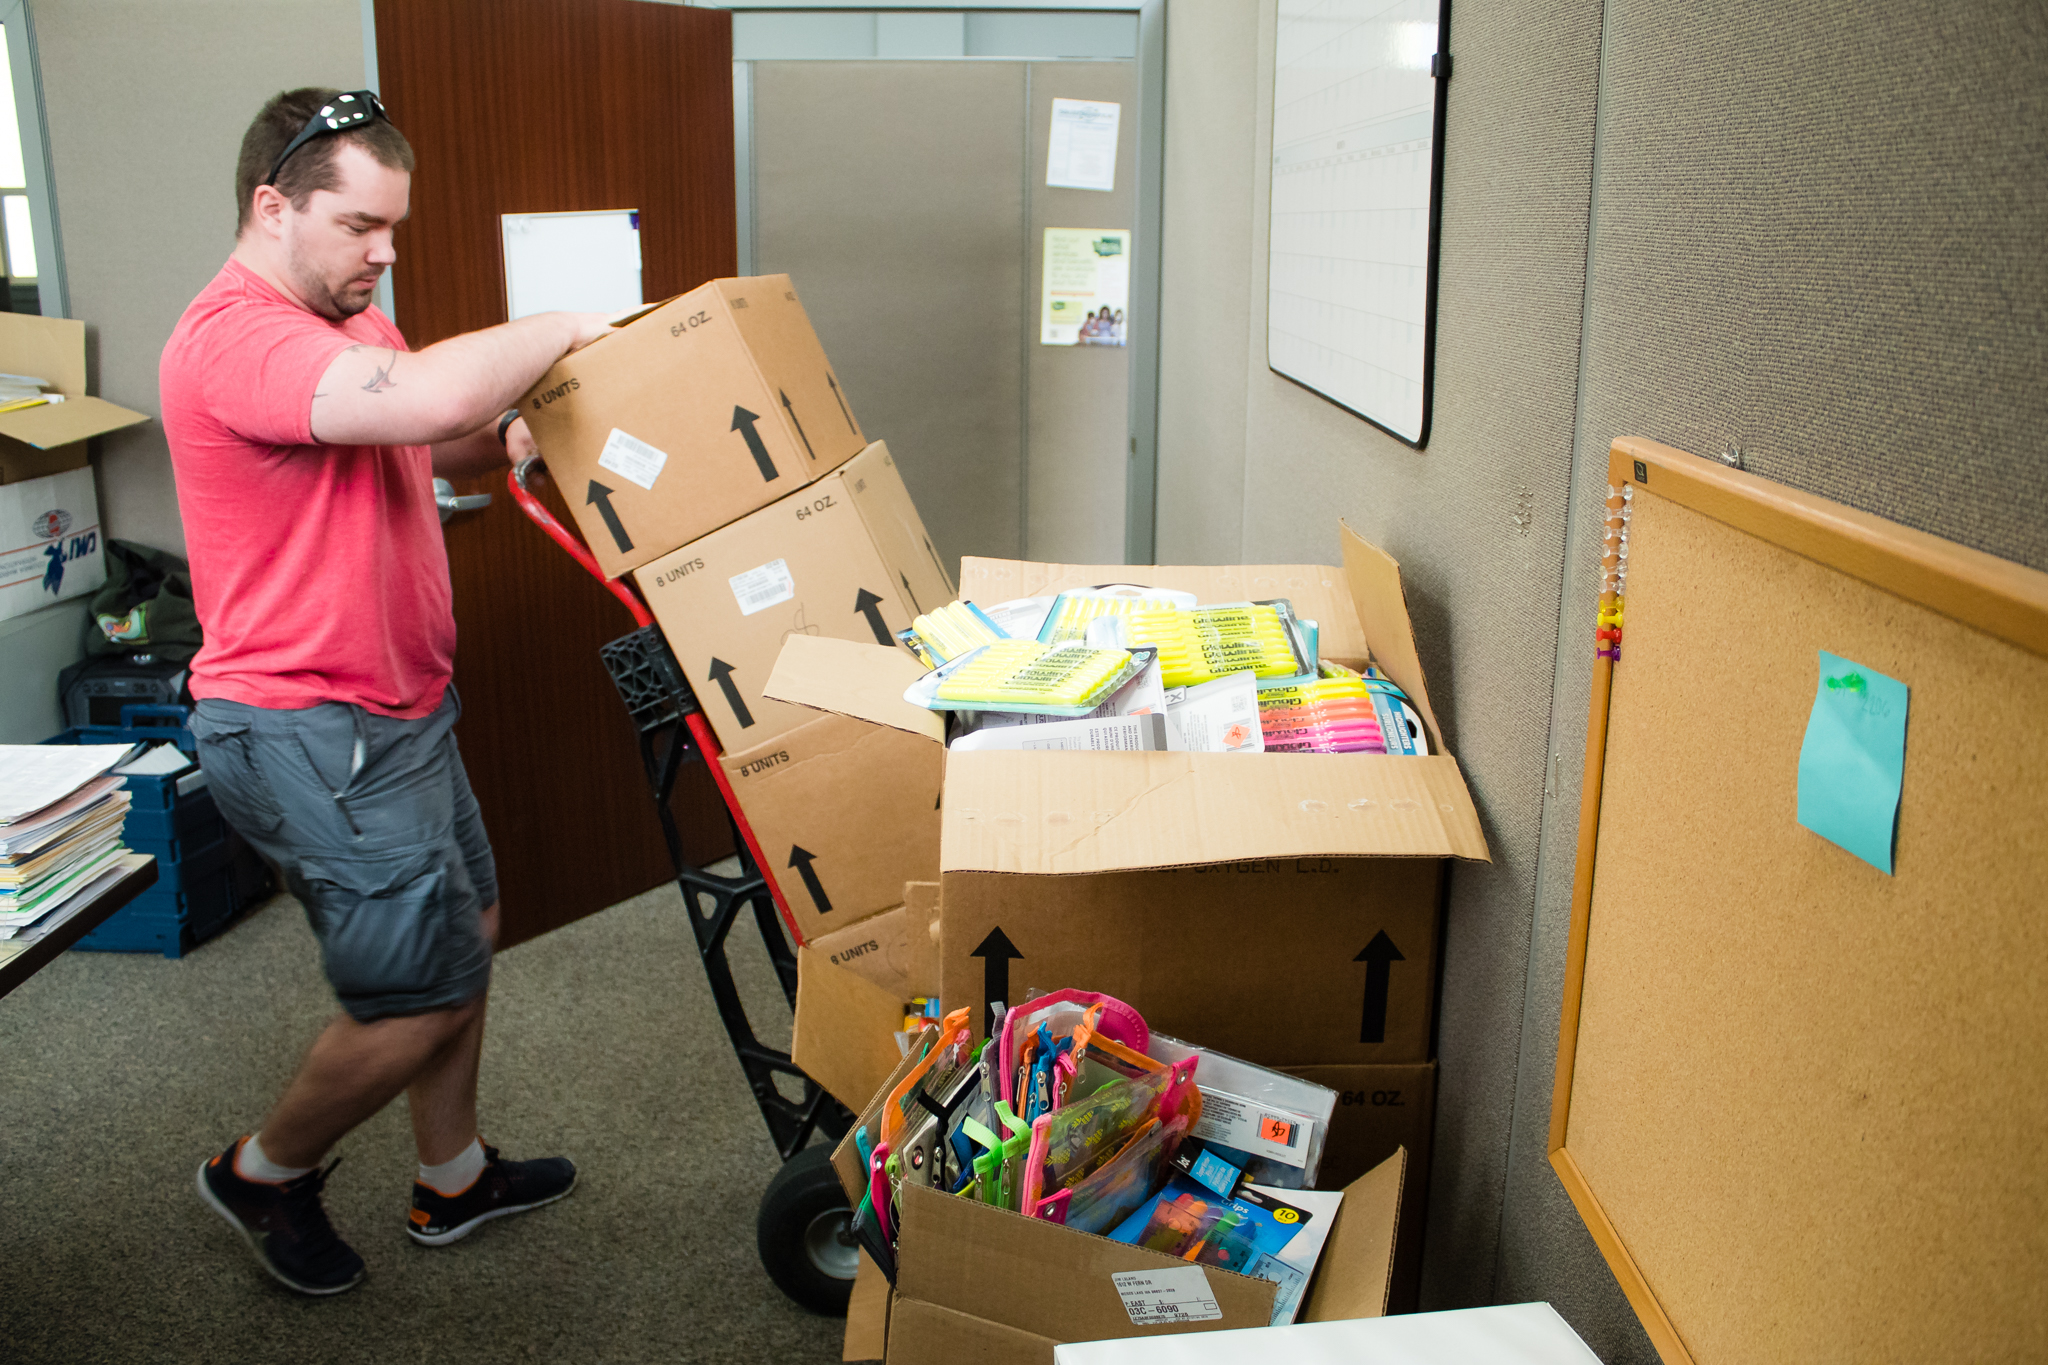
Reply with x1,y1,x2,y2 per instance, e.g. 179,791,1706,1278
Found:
585,481,633,554
1354,930,1404,1045
854,588,892,646
971,927,1022,1040
731,406,778,482
788,845,830,914
827,373,856,433
705,657,754,728
779,389,816,463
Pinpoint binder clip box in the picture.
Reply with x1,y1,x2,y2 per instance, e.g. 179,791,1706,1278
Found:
519,273,867,579
636,440,954,753
764,526,1490,1071
0,313,150,486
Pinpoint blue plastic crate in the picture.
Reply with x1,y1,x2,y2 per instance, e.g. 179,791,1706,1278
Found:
73,836,237,958
121,789,227,859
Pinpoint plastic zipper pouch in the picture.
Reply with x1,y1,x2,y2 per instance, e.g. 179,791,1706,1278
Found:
849,1188,897,1282
1056,1115,1192,1236
878,1007,973,1149
868,1142,897,1247
1030,1053,1200,1206
1028,1115,1160,1227
999,989,1150,1106
1055,1005,1169,1107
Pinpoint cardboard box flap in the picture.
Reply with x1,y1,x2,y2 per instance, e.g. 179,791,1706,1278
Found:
1339,524,1444,752
1303,1147,1406,1323
885,1298,1056,1365
766,634,944,742
940,750,1490,873
0,395,150,448
845,1252,890,1361
0,313,86,396
958,557,1370,663
832,1035,938,1207
896,1182,1277,1341
794,945,912,1110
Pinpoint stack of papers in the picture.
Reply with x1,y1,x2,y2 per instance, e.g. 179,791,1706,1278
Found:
0,744,142,959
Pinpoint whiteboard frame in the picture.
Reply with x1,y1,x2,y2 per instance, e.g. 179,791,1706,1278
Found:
1265,0,1452,449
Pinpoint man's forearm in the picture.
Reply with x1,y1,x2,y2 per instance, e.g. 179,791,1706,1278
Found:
312,311,605,448
430,422,510,480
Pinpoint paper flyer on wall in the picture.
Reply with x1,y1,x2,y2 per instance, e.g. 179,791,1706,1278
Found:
1041,228,1131,346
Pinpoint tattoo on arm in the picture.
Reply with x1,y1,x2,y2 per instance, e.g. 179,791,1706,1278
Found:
360,348,399,394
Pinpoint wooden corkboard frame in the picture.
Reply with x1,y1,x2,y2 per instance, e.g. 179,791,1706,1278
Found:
1548,439,2048,1364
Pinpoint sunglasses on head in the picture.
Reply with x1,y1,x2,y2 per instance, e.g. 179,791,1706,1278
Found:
264,90,389,187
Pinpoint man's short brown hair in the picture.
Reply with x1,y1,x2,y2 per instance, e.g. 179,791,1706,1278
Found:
234,87,415,233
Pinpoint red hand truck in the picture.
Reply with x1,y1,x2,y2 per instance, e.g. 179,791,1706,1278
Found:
508,455,859,1315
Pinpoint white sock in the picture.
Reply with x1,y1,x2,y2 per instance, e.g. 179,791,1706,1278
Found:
419,1137,486,1195
236,1132,314,1184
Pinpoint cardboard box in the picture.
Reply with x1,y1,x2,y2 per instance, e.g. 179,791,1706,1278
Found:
795,888,944,1110
764,526,1488,1067
836,1123,1406,1363
1,465,106,623
721,711,943,937
521,274,868,577
1286,1061,1437,1314
0,314,149,485
845,1253,892,1361
638,441,953,752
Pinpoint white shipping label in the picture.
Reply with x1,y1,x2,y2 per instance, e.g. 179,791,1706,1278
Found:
729,559,796,617
1111,1267,1223,1326
597,427,669,492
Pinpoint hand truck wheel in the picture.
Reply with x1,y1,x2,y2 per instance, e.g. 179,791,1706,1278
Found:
757,1144,858,1315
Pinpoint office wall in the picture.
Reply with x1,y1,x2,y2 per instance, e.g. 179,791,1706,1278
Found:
1156,0,2046,1359
31,0,364,559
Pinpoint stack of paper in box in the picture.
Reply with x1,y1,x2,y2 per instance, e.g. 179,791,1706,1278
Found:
0,743,142,962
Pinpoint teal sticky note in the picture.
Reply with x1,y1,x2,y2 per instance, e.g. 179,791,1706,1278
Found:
1796,651,1909,873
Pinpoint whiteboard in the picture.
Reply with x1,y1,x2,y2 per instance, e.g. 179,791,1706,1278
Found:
501,209,643,321
1268,0,1448,446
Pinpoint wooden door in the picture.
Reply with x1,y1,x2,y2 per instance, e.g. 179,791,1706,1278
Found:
374,0,736,948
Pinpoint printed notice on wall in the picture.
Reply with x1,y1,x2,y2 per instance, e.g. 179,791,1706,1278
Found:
1111,1267,1224,1326
1041,228,1131,346
1046,98,1120,191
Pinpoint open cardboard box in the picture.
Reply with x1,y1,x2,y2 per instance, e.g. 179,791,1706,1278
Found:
0,314,149,485
765,526,1490,1068
828,1039,1407,1365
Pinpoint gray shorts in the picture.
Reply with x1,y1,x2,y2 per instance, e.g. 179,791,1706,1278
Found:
189,688,496,1023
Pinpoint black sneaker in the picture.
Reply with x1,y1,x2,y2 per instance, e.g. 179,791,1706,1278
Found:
197,1137,366,1296
407,1143,576,1246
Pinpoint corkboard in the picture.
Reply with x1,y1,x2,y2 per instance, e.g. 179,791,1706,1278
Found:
1549,440,2048,1365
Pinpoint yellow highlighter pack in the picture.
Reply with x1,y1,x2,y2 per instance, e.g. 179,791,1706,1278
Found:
1109,600,1316,689
905,639,1146,717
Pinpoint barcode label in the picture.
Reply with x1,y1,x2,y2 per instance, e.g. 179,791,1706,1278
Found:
730,559,796,616
597,427,669,491
1111,1267,1222,1326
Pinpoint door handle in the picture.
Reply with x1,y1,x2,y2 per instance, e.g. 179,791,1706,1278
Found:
434,477,493,524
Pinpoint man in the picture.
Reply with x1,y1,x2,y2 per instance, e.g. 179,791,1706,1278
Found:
161,88,612,1296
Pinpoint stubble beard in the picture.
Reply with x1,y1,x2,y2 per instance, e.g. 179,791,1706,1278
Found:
285,240,376,321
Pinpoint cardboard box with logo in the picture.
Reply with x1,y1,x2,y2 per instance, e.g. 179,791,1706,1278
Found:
637,440,953,754
0,314,149,486
765,527,1490,1070
520,274,868,578
1,465,107,623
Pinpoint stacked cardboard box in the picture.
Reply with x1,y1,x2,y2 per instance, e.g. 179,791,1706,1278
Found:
773,527,1489,1348
520,276,951,940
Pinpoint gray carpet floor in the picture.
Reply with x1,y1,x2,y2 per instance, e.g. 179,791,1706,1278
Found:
0,876,846,1365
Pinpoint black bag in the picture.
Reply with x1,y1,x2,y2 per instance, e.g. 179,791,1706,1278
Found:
83,540,202,664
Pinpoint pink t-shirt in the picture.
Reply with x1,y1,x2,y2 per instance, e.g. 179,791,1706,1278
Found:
161,259,454,718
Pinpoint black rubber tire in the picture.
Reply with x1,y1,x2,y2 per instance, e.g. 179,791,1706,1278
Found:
757,1145,858,1316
